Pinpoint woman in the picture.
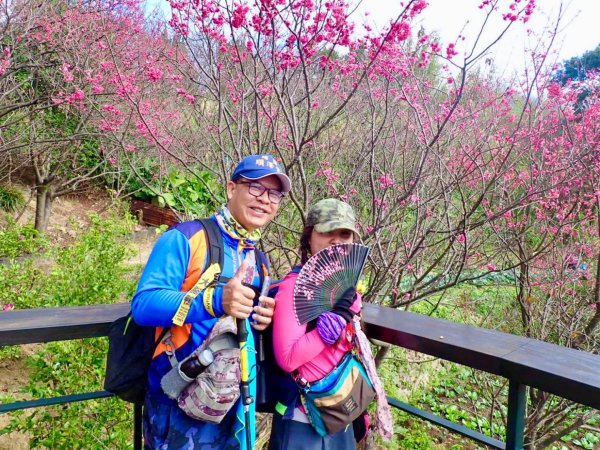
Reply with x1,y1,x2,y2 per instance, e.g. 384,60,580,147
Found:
269,198,363,450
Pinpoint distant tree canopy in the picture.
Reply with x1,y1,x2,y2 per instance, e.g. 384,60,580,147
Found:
555,43,600,84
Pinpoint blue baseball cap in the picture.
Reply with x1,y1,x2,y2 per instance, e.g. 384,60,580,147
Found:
231,154,291,193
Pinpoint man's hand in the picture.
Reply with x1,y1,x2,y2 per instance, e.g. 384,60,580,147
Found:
222,262,255,319
250,296,275,331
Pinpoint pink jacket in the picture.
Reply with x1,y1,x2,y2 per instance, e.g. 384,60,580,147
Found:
272,271,361,382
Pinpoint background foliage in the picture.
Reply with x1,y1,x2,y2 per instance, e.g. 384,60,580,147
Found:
0,0,599,448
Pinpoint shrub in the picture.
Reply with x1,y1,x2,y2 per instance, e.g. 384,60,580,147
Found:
1,339,134,449
0,207,141,448
44,211,139,307
0,259,44,310
150,168,225,218
0,218,48,258
0,185,26,213
109,160,225,218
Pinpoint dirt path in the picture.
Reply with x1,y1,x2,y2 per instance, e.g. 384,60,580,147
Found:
0,345,44,450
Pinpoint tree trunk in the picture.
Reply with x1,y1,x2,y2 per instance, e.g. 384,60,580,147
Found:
34,184,54,233
516,238,532,337
524,389,550,450
373,344,391,368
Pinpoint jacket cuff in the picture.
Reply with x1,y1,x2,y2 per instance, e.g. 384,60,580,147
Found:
211,287,225,318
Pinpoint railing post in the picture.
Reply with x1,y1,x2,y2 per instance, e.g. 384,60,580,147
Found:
506,380,526,450
134,403,143,450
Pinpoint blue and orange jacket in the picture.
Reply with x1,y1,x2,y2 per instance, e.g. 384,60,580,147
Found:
131,216,266,401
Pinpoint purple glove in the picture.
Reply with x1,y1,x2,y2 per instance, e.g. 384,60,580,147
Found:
317,311,347,345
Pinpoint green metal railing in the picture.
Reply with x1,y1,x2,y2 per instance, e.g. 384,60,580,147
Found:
362,304,600,449
1,303,599,449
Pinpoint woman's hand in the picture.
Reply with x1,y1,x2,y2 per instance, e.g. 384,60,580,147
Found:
317,311,347,345
332,287,356,321
250,295,275,331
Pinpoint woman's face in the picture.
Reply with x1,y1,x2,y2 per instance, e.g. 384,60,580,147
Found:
309,228,354,256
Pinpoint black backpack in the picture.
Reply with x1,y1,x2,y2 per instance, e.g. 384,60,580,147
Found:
104,218,268,404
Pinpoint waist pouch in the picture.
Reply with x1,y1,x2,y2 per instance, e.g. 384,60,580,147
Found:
300,352,375,436
176,316,241,423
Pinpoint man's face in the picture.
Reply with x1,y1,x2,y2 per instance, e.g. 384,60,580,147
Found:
226,175,283,232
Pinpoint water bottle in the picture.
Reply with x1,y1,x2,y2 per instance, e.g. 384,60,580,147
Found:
161,349,214,399
180,349,214,378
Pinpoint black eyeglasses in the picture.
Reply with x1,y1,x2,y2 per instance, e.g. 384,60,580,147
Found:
236,180,285,204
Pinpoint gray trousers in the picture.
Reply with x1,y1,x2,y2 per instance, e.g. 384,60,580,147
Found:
268,413,356,450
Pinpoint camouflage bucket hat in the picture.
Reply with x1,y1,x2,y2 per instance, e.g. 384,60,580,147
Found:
306,198,360,237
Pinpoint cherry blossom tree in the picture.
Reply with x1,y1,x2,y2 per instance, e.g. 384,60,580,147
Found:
2,0,597,447
0,0,187,231
151,1,598,447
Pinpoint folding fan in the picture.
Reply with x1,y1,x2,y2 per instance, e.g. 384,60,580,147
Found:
293,243,370,324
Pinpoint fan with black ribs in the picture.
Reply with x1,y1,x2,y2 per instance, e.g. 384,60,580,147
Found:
293,243,370,325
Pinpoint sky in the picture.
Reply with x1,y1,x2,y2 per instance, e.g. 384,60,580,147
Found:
358,0,600,77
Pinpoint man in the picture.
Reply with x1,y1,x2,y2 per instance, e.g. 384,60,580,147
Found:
132,154,291,449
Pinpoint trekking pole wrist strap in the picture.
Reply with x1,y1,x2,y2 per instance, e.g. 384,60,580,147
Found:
172,263,221,326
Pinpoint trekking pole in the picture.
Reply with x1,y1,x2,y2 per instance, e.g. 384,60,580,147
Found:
237,317,253,449
256,275,271,370
256,275,271,405
238,252,256,449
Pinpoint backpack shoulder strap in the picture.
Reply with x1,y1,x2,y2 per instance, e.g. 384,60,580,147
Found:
199,218,271,294
198,218,224,272
161,219,223,364
156,324,170,345
201,217,270,285
267,265,301,298
167,219,224,329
